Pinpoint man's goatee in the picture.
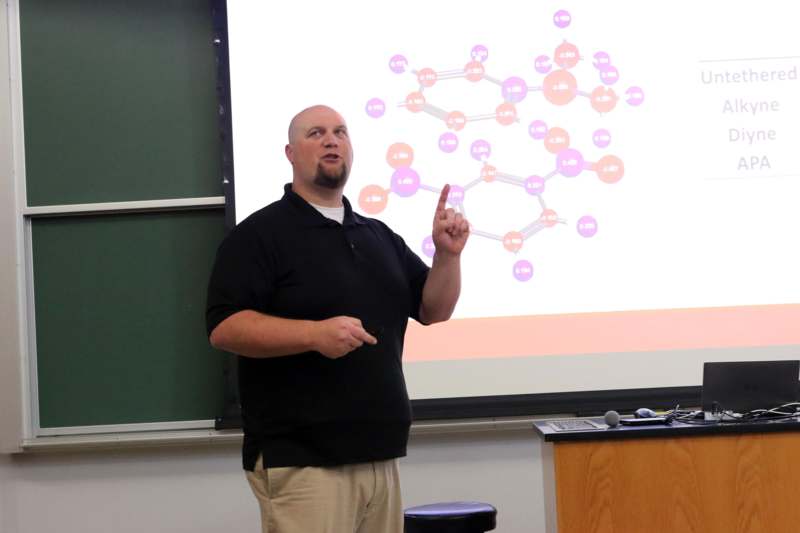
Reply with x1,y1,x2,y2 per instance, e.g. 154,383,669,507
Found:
314,164,349,189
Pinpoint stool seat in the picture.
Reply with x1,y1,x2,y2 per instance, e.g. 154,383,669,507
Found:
404,501,497,533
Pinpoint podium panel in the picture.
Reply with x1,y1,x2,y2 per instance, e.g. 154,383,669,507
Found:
536,420,800,533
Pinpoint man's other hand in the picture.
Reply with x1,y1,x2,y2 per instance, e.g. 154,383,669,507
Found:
312,316,378,358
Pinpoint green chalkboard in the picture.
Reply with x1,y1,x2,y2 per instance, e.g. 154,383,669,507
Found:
20,0,222,206
19,0,229,430
33,210,227,428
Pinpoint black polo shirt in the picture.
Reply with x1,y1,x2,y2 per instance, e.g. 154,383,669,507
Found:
206,184,430,470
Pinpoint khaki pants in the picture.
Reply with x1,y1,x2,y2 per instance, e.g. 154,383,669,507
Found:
245,455,403,533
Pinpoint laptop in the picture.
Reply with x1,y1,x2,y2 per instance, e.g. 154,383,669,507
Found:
701,360,800,414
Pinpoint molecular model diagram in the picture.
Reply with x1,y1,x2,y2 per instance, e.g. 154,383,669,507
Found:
359,9,644,282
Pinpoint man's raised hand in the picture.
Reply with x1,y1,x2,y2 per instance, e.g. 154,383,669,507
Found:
431,184,469,256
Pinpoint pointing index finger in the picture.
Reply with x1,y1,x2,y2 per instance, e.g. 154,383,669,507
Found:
436,184,450,216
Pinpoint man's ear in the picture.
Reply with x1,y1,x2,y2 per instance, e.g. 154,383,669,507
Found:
285,144,294,165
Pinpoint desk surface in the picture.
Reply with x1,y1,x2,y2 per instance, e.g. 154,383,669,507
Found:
534,416,800,442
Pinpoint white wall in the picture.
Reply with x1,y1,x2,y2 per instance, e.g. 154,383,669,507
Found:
0,446,254,533
0,431,546,533
403,430,546,531
0,0,27,455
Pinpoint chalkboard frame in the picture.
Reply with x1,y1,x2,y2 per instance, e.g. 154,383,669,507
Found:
15,0,231,438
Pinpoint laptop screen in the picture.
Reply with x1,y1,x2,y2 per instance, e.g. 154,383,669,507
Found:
701,360,800,414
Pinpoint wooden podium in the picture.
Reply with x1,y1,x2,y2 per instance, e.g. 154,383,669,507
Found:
534,418,800,533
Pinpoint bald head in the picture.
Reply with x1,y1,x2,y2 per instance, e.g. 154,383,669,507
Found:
287,105,344,144
284,105,353,203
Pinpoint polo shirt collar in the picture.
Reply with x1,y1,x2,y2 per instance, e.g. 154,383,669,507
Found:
282,183,366,227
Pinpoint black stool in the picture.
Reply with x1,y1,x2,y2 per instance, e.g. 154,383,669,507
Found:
404,501,497,533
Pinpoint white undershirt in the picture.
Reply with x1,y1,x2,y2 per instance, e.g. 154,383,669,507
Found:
309,202,345,224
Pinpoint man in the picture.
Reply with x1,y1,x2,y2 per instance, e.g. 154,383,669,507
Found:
206,105,468,533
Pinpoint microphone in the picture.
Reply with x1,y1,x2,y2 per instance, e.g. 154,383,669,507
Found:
604,410,620,428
